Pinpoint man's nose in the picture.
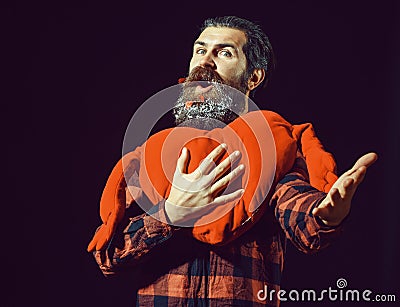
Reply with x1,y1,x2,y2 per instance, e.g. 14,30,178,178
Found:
199,53,216,69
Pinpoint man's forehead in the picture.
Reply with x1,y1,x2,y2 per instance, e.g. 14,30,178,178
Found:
195,27,247,49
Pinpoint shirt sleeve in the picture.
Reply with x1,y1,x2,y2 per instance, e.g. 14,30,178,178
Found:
93,201,177,276
270,153,344,254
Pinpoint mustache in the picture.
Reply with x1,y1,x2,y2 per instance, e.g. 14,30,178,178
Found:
185,66,224,84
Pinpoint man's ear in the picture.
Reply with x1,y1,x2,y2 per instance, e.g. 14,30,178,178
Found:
247,69,265,91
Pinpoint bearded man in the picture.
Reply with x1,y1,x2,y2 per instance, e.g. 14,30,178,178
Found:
88,16,377,306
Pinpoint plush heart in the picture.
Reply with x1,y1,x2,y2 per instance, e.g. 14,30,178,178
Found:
87,110,337,251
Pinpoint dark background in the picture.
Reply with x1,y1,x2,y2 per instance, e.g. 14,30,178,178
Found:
4,1,399,306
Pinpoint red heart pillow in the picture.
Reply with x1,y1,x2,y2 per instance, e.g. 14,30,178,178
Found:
87,110,337,251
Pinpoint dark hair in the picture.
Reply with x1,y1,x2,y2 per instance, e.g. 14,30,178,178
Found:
200,16,276,94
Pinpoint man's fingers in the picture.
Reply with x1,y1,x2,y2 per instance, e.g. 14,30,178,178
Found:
213,188,245,206
195,143,228,175
330,188,342,206
343,177,354,189
351,152,378,171
339,167,366,197
209,150,241,181
210,164,245,195
313,153,376,226
337,178,354,196
352,166,367,184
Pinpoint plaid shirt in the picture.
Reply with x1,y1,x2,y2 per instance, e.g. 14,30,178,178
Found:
92,156,342,306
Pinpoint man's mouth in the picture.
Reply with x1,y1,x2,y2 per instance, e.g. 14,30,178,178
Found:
195,84,213,95
183,83,215,109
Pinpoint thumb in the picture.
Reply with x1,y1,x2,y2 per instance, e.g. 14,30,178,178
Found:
176,147,189,174
312,206,332,221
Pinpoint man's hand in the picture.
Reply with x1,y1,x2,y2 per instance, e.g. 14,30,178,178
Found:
165,143,245,225
312,152,378,226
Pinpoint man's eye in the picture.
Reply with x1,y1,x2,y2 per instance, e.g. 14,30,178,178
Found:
196,49,206,55
219,50,232,57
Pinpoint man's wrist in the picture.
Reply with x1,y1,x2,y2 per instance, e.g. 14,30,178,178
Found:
160,200,182,230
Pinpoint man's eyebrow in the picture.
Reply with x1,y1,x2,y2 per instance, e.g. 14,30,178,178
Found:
194,41,238,50
194,40,207,46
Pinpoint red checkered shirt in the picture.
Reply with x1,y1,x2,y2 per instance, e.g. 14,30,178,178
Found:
92,156,342,306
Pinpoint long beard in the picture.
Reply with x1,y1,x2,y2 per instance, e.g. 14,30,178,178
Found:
173,67,248,130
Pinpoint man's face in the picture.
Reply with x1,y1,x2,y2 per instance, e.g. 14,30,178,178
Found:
172,27,251,129
189,27,249,93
